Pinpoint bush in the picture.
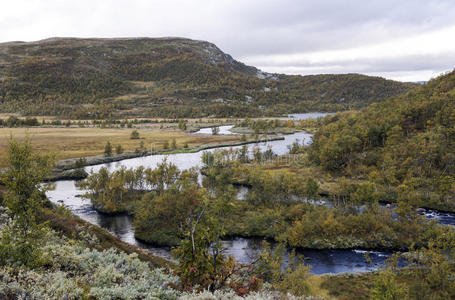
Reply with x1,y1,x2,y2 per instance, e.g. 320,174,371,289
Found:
104,141,112,157
130,130,140,139
24,117,39,126
74,157,87,168
116,145,123,154
0,228,181,299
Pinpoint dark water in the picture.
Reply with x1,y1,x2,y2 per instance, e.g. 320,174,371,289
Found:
46,113,455,274
418,208,455,225
222,238,393,274
47,180,393,274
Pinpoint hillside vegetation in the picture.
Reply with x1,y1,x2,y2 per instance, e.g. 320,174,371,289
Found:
308,69,455,211
0,37,415,118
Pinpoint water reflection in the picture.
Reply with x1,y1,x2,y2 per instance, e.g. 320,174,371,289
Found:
288,113,334,120
222,238,393,274
85,128,313,174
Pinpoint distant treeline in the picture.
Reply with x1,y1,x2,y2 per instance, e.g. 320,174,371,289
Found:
0,116,229,128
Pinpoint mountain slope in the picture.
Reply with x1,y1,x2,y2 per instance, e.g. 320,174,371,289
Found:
309,69,455,211
0,37,416,118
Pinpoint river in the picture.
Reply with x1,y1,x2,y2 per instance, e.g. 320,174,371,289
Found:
46,114,455,274
193,125,237,135
288,112,334,120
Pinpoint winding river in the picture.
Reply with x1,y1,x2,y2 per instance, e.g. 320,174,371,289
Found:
46,113,455,274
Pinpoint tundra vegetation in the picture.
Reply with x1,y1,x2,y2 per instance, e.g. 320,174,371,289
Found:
0,138,319,298
0,69,455,298
78,145,455,298
305,69,455,213
0,124,242,166
71,70,455,298
1,137,452,299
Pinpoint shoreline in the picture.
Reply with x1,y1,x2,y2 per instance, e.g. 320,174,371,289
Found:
134,230,404,254
186,122,235,133
49,136,285,180
229,126,301,135
42,201,172,268
82,196,411,254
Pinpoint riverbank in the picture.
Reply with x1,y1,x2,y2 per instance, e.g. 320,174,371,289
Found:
132,194,446,253
186,122,235,133
229,126,301,135
45,126,446,276
41,202,172,268
4,200,413,299
50,135,284,179
0,126,242,167
230,154,455,214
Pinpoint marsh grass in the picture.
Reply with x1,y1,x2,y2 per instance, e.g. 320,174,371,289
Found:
0,127,240,166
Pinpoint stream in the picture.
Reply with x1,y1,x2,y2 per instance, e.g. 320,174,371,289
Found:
46,113,455,274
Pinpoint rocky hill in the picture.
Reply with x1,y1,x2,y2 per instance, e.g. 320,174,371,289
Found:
0,37,416,118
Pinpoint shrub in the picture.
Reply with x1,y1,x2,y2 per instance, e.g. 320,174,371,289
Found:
116,145,123,154
130,130,140,139
104,141,112,157
74,157,87,168
0,227,181,299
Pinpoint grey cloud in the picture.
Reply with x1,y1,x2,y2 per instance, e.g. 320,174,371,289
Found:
250,53,455,73
252,53,455,82
212,0,455,56
1,0,454,80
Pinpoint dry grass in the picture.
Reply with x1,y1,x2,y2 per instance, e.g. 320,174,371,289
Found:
259,156,369,195
0,127,240,166
306,275,331,298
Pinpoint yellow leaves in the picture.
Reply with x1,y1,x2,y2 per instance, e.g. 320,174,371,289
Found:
321,211,341,238
285,120,295,128
277,264,311,297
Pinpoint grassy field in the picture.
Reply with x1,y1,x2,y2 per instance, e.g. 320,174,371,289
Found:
0,127,241,166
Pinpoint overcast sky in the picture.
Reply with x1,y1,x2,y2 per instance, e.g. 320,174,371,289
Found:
1,0,455,81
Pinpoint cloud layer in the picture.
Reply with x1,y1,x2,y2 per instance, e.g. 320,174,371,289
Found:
1,0,454,81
